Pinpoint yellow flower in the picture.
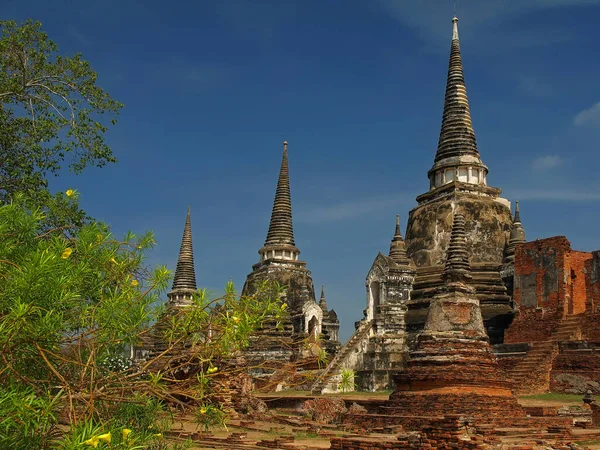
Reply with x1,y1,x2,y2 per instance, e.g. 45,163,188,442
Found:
207,366,218,374
97,432,111,443
61,248,73,259
281,303,288,311
200,407,207,414
131,279,139,287
65,189,74,197
83,436,99,448
232,316,240,324
154,433,163,438
122,428,132,441
110,257,117,264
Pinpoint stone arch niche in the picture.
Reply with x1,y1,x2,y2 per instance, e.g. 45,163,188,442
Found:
369,281,381,319
365,253,390,322
302,302,323,338
308,316,318,341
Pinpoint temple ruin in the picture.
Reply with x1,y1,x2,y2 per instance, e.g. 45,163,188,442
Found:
154,14,599,405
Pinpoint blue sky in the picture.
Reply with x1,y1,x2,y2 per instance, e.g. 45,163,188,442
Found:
3,0,599,341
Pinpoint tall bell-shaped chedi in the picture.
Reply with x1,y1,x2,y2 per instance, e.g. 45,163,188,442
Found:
242,142,340,364
387,214,524,419
405,16,513,343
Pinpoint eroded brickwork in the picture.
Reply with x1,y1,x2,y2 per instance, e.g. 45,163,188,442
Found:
505,237,594,344
502,237,600,394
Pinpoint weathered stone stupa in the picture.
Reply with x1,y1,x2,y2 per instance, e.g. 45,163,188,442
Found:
404,16,513,344
242,142,340,370
386,213,523,418
167,206,198,308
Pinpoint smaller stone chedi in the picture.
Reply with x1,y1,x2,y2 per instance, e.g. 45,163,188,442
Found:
386,214,523,418
167,206,198,308
133,207,198,360
242,142,340,373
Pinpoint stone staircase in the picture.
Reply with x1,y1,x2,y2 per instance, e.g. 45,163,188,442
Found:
310,320,373,394
507,315,583,395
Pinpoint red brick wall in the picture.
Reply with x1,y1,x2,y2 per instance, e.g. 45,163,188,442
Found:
505,237,569,343
505,237,596,344
565,251,592,315
586,251,600,315
550,350,600,393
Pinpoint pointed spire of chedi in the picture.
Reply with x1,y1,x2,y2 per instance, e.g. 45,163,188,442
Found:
507,201,526,258
319,285,328,311
427,16,488,190
168,206,197,305
436,16,478,162
259,141,300,262
265,141,295,247
442,213,472,284
389,214,409,266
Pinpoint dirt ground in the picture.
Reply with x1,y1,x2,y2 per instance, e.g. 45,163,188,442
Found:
163,392,599,449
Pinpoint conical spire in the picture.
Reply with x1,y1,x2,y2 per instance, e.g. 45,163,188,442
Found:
434,16,480,163
171,206,197,292
442,213,472,283
509,201,526,246
389,214,409,266
264,141,295,247
514,200,521,224
319,285,328,312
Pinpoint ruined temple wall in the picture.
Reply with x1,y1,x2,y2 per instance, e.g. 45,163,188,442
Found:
585,251,600,317
565,250,592,315
504,237,570,343
550,344,600,394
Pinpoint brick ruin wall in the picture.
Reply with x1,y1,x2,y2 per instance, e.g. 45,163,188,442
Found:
336,414,573,450
502,239,600,393
504,237,570,344
504,238,597,344
551,345,600,393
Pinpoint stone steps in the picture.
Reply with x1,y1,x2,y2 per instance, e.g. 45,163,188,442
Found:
310,321,373,394
506,316,584,395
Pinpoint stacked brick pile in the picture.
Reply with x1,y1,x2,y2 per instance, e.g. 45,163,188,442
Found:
331,415,498,450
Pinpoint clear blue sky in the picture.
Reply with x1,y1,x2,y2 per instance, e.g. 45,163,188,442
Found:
4,0,599,342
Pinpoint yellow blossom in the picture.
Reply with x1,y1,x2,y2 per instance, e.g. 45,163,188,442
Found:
281,303,288,311
83,436,99,448
65,189,74,197
199,407,207,414
207,366,218,374
122,428,132,441
61,248,73,259
110,257,117,264
154,433,163,438
97,432,111,443
131,279,139,287
232,316,240,324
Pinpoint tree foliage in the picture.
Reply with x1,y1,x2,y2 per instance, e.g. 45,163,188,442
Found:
0,19,123,201
0,192,286,449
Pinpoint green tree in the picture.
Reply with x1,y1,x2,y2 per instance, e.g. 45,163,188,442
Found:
0,19,122,202
0,191,286,448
